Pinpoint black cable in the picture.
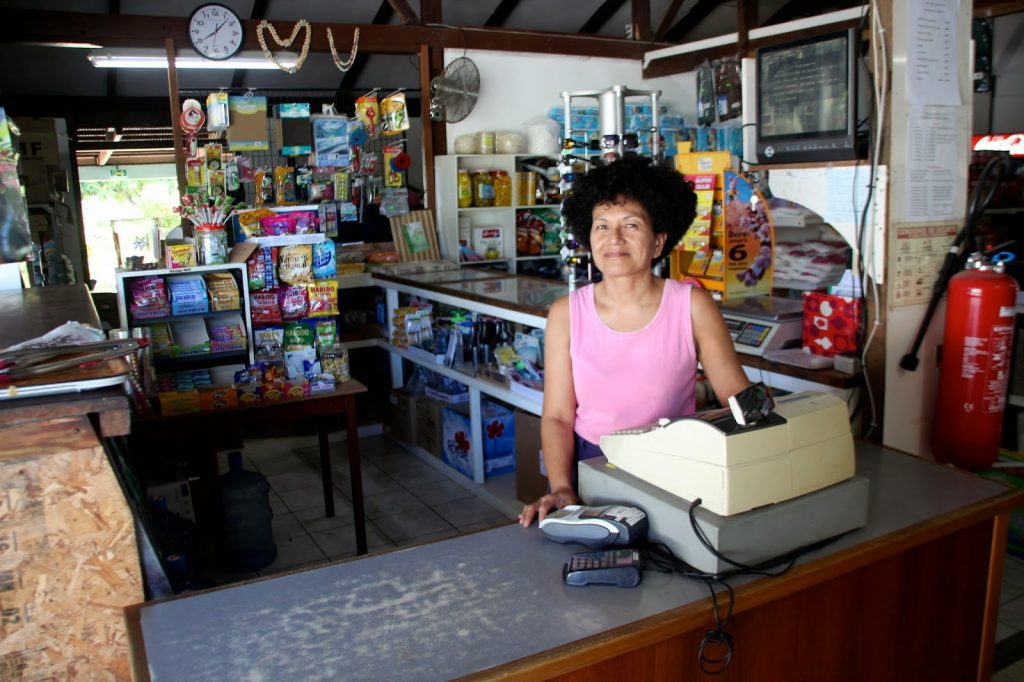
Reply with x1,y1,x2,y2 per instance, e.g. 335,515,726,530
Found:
638,498,849,674
899,155,1018,371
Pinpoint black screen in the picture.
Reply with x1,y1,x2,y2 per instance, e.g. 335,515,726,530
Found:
758,33,850,141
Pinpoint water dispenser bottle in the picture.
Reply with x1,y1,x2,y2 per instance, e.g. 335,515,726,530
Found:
220,451,277,572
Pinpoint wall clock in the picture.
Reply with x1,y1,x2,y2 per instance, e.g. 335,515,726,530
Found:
188,4,245,61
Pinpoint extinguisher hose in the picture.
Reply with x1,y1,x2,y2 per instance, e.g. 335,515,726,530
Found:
899,155,1018,371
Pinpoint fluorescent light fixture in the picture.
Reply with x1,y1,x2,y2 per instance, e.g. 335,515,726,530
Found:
88,48,297,70
27,41,104,49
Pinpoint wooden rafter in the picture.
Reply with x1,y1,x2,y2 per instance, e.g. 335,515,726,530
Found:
231,0,270,89
579,0,627,34
631,0,650,40
335,1,395,110
665,0,722,42
2,9,663,59
386,0,419,25
106,0,119,98
737,0,758,55
654,0,685,41
485,0,521,27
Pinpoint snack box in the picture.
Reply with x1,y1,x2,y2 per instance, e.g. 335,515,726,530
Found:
198,384,239,411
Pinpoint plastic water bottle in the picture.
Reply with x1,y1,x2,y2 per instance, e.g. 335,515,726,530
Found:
220,452,277,572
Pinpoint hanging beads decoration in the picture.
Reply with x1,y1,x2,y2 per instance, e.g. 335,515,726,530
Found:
327,27,360,73
256,19,312,74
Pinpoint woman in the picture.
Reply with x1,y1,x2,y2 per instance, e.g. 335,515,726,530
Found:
519,157,751,527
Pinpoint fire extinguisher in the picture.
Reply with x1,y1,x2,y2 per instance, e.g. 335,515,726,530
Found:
932,252,1019,469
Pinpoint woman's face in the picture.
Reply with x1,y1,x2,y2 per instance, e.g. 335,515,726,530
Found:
589,197,666,276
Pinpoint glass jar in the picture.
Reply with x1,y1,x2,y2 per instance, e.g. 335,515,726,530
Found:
478,131,495,154
195,225,228,265
457,169,473,208
493,171,512,207
471,170,495,207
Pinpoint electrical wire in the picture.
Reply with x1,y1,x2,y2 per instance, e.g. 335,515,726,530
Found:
638,498,849,674
856,0,887,439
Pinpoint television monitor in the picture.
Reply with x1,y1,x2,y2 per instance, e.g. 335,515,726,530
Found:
755,29,864,164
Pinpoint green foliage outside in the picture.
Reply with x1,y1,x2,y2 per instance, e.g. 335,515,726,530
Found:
80,176,181,292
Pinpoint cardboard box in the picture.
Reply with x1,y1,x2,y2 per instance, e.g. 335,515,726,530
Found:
198,384,238,412
515,410,547,504
802,291,861,356
388,388,417,445
482,399,515,476
441,404,473,478
416,397,444,457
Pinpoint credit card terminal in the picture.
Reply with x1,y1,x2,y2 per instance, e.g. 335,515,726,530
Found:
539,504,648,548
562,549,642,587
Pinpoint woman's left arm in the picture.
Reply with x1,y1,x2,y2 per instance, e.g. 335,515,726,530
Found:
690,287,752,405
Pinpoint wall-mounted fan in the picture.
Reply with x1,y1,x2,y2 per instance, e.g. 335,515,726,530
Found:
429,57,480,123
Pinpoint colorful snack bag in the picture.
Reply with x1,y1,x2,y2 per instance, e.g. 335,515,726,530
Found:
307,279,339,318
250,291,283,325
278,244,313,284
278,284,309,320
312,239,337,279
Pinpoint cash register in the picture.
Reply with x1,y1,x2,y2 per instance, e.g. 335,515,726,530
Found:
582,391,869,574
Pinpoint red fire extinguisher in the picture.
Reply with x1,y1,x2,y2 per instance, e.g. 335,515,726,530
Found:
932,252,1019,469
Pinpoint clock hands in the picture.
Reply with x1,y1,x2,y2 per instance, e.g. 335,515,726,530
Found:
202,19,229,41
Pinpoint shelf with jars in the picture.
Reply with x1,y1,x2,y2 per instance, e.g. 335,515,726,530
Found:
435,155,564,278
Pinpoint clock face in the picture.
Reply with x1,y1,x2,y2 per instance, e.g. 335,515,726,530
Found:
188,4,244,61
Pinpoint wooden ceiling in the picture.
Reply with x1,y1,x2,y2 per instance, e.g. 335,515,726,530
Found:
0,0,1017,165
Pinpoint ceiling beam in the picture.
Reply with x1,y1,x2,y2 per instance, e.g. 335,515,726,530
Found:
665,0,721,43
95,128,122,166
1,9,665,59
335,1,395,112
974,0,1024,16
231,0,270,89
630,0,650,40
106,0,120,98
654,0,685,41
737,0,758,56
579,0,627,34
645,15,860,76
484,0,521,27
386,0,419,25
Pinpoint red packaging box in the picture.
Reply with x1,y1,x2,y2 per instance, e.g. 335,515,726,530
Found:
802,291,861,357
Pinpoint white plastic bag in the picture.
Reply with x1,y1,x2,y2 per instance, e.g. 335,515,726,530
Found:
524,116,560,155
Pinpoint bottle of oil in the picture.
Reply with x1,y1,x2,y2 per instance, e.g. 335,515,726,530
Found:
457,169,473,208
493,171,512,206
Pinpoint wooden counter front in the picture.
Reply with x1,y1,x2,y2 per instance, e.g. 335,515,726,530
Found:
0,284,140,679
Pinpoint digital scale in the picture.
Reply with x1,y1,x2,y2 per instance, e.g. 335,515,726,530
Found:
719,296,804,356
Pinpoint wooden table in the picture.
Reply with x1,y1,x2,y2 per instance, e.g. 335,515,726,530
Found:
126,443,1024,681
132,379,370,555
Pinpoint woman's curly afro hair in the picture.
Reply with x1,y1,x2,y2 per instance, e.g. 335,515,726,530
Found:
561,156,697,262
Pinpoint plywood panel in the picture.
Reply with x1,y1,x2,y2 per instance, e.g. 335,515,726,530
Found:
0,417,142,680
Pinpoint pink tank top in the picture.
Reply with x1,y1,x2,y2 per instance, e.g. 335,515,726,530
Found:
569,280,697,444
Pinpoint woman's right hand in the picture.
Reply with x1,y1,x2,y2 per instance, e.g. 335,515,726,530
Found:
518,487,578,527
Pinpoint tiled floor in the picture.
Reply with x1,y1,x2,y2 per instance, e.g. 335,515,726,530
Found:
210,432,516,584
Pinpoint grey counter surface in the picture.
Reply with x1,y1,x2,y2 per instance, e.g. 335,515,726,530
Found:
135,443,1015,681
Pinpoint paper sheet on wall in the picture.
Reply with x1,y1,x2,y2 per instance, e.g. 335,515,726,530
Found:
904,105,962,222
887,222,959,307
765,165,887,283
906,0,961,106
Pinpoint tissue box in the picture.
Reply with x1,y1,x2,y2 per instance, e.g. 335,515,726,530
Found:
802,291,861,357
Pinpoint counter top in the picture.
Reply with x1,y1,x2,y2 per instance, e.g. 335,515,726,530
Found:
0,284,100,347
127,443,1021,681
374,270,568,321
